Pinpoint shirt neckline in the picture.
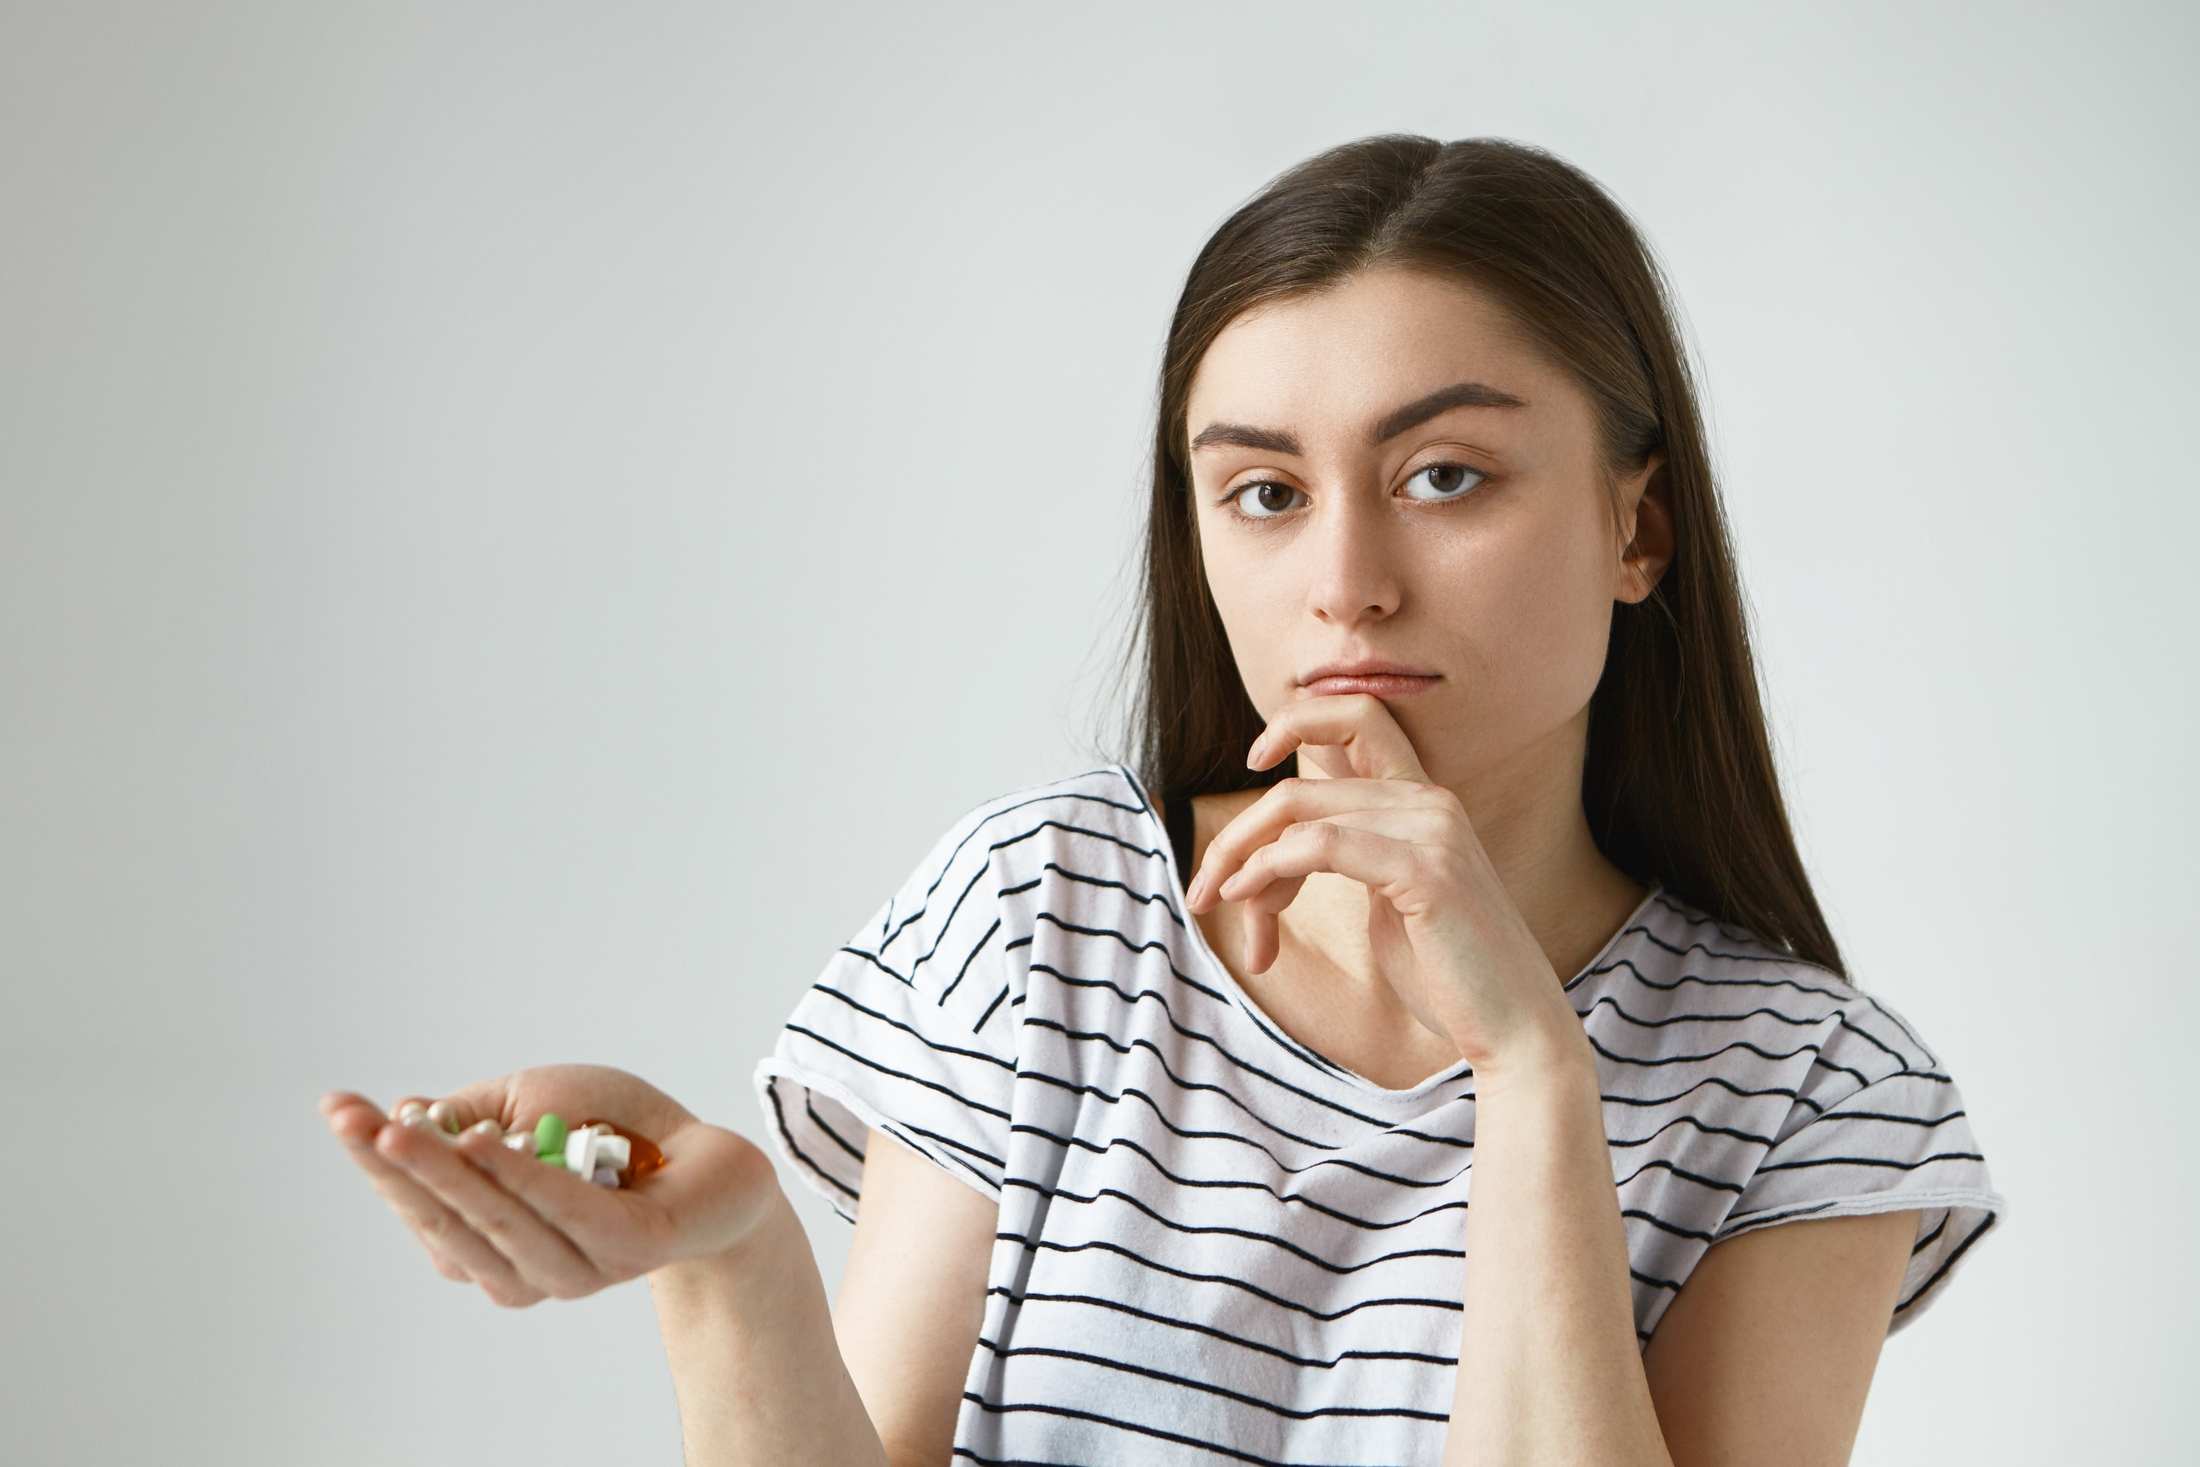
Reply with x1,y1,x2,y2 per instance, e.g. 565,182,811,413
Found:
1113,762,1662,1102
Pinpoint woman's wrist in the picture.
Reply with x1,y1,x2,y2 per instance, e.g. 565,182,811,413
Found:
648,1171,803,1304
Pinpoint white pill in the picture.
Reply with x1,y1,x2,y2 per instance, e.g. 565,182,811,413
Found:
565,1129,600,1176
596,1135,630,1170
590,1164,620,1188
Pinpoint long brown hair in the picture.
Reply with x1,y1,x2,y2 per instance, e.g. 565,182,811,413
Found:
1086,133,1849,980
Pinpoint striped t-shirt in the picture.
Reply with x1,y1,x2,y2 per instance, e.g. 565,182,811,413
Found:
753,763,2008,1466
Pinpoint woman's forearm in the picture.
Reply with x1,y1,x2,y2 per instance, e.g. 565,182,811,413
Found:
1445,1041,1675,1467
647,1186,891,1467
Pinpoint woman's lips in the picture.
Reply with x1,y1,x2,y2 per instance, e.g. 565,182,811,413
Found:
1299,673,1442,697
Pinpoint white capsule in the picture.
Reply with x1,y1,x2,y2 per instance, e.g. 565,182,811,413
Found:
596,1135,630,1171
565,1129,601,1176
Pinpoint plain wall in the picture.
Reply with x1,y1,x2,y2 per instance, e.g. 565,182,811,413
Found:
3,1,2191,1461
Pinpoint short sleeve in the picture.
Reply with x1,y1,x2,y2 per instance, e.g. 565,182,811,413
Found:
751,797,1023,1225
1713,993,2008,1336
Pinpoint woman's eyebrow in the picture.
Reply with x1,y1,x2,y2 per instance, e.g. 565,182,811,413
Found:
1189,379,1530,456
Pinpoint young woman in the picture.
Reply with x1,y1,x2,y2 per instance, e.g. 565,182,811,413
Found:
321,134,2007,1466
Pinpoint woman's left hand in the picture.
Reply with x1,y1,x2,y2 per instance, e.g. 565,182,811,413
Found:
1183,691,1590,1082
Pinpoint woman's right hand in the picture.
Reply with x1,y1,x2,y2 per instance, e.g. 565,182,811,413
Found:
319,1063,784,1308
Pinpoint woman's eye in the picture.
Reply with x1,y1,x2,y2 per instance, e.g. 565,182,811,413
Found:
1223,481,1308,520
1402,461,1489,501
1221,461,1489,523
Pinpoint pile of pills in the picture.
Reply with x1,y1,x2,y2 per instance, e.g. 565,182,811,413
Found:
492,1113,630,1188
405,1101,665,1189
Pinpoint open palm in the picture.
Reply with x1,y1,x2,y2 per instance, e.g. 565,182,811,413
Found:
321,1062,777,1307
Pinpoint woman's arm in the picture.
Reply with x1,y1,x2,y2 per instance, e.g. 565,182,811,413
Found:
648,1184,892,1467
1446,1043,1676,1467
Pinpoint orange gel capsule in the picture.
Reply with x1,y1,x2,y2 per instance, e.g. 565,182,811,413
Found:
576,1118,667,1187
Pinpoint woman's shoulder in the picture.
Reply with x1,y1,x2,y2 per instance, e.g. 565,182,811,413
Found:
1607,886,1952,1087
926,761,1160,854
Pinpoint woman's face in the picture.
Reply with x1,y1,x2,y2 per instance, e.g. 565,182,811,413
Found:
1182,267,1668,794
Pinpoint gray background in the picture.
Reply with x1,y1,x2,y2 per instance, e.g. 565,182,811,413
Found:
4,2,2190,1462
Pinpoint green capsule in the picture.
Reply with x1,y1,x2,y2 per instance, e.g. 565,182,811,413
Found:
533,1113,567,1158
537,1151,567,1169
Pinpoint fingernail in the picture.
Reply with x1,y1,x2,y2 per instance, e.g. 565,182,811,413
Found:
427,1100,462,1135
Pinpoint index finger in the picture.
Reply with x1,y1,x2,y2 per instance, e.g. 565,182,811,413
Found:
1250,690,1429,784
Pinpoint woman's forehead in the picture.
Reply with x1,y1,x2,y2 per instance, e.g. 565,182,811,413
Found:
1185,277,1559,443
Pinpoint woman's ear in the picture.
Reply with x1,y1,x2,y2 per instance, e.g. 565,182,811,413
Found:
1616,452,1673,605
